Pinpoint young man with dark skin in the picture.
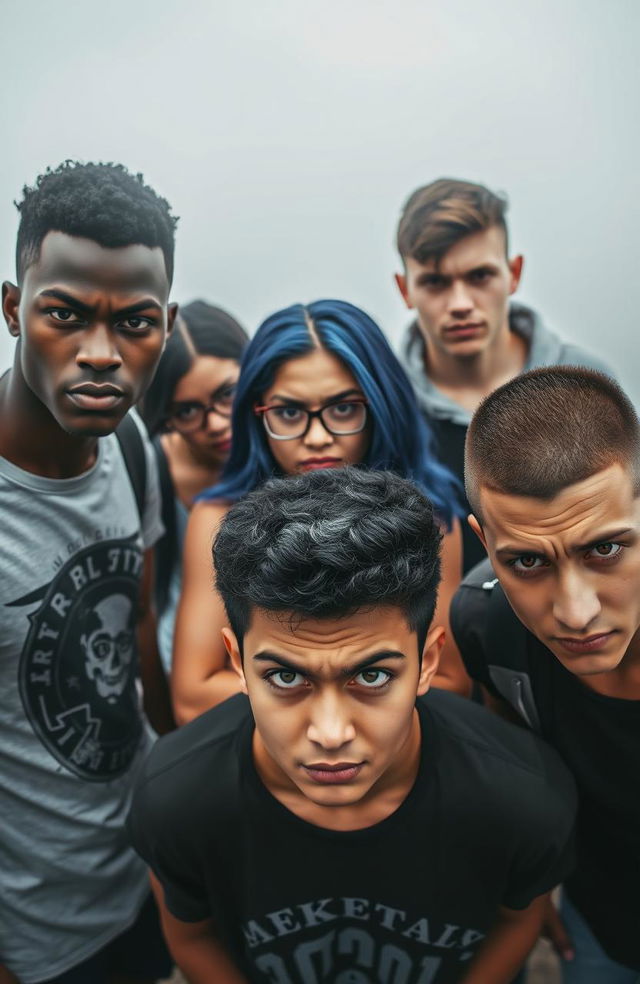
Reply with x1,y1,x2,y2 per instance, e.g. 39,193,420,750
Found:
453,366,640,982
0,162,177,983
128,467,576,984
394,178,613,575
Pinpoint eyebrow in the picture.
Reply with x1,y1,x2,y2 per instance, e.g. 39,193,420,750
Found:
417,263,498,283
172,377,238,406
495,527,635,559
252,649,406,679
267,389,364,407
39,289,162,315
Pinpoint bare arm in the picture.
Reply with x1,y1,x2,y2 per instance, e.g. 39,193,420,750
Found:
150,873,248,984
430,519,472,697
137,550,175,734
0,966,20,984
461,895,546,984
171,501,241,725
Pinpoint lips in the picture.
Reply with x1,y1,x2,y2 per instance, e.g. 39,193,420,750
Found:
554,631,617,655
302,762,364,784
443,322,484,340
67,383,125,411
210,437,232,452
299,458,342,471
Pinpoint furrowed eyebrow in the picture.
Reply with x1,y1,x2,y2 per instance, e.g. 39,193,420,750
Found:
39,290,162,317
267,389,364,407
114,299,162,315
252,650,406,680
574,528,634,552
39,289,94,314
495,546,546,560
495,528,635,560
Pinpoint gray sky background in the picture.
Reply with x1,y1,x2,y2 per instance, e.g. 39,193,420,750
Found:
1,0,639,398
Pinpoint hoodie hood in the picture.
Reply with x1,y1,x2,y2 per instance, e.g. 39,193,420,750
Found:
401,302,611,427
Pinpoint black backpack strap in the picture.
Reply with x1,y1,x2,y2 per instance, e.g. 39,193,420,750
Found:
151,435,177,614
486,582,542,732
458,558,542,733
115,413,147,523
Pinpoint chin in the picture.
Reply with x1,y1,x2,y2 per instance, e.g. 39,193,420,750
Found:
59,414,126,439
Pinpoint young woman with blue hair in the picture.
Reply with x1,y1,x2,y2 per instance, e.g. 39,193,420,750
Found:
171,300,468,723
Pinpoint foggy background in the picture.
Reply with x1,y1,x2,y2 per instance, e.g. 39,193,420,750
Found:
1,0,638,398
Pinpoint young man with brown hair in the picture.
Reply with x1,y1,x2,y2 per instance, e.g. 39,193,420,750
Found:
395,178,612,573
453,366,640,981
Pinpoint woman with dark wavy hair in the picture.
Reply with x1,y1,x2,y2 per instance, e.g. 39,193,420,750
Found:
172,299,467,722
140,300,248,672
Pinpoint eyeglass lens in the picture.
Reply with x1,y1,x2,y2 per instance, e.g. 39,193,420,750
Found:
264,401,367,438
169,385,236,432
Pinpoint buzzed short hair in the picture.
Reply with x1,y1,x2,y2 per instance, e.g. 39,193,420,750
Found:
396,177,509,265
465,366,640,520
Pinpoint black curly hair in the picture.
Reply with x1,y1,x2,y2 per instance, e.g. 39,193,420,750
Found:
15,161,178,284
213,467,442,657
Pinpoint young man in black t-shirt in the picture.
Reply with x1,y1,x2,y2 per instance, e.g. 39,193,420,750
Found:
454,366,640,981
128,468,576,984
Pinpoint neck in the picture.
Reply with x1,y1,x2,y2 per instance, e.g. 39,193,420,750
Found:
0,368,98,478
162,431,224,507
424,320,528,415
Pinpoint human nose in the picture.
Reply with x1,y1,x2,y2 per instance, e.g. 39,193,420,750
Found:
303,413,333,448
76,325,122,372
447,279,474,317
306,691,356,750
204,407,230,433
553,570,601,632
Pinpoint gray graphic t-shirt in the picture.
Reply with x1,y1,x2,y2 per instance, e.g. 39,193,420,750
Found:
0,417,163,982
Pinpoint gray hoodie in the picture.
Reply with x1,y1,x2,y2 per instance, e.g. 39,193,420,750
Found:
401,302,616,427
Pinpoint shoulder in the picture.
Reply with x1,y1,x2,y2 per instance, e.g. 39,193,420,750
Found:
422,690,576,820
133,694,251,819
189,499,230,535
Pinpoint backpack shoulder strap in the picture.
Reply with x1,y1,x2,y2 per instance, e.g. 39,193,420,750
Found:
460,559,542,732
115,413,147,523
151,435,177,613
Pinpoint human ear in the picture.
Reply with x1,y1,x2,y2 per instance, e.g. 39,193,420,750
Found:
166,302,178,337
394,272,413,309
417,625,445,695
508,255,524,295
468,514,487,549
222,627,247,694
2,282,21,337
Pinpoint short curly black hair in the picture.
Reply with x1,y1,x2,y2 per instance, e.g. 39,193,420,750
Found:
15,161,178,284
213,467,442,655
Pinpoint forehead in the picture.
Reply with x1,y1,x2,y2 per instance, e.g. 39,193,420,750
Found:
244,607,415,667
172,356,240,400
408,225,508,276
479,464,640,554
22,231,170,301
264,347,361,400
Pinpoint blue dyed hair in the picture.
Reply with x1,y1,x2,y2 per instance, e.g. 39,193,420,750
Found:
201,299,463,528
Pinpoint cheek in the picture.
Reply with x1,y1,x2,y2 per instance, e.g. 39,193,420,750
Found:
266,436,297,473
340,431,371,465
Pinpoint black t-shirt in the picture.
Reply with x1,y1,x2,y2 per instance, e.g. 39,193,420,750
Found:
128,691,575,983
426,416,485,574
452,576,640,971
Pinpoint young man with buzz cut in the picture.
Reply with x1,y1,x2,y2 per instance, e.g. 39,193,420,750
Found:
453,366,640,981
0,162,177,983
394,177,613,575
128,467,576,984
